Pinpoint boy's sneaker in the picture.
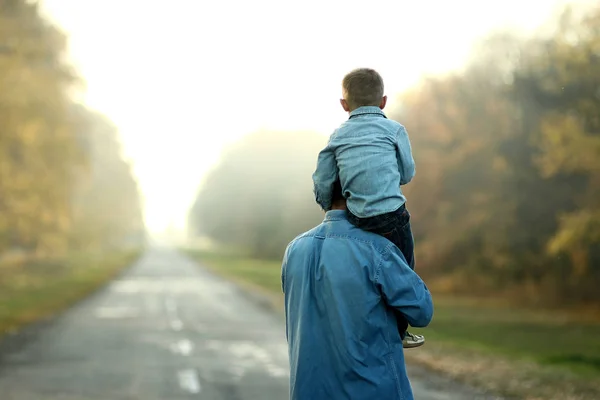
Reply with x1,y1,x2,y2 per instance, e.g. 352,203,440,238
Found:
403,331,425,348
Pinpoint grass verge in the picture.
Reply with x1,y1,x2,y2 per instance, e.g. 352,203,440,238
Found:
185,248,600,400
185,249,283,294
0,249,142,337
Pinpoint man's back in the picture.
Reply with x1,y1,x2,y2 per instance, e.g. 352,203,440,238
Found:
312,106,416,218
282,210,433,400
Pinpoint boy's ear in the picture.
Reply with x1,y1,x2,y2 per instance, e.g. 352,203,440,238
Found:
340,98,350,112
379,95,387,110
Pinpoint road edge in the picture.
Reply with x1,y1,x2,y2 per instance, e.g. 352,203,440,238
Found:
186,254,508,400
0,251,144,365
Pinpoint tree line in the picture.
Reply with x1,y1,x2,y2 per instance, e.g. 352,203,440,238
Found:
188,130,326,259
0,0,145,260
188,4,599,304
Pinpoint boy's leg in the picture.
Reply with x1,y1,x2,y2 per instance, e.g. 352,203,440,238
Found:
382,204,415,271
377,205,423,347
347,206,424,348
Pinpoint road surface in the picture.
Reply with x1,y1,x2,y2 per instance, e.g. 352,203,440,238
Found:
0,247,498,399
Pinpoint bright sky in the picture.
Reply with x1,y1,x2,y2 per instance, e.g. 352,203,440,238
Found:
39,0,581,234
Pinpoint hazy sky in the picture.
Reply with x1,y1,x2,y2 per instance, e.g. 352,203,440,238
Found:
39,0,579,234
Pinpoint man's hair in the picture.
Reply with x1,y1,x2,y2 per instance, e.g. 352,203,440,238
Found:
342,68,384,109
331,180,345,204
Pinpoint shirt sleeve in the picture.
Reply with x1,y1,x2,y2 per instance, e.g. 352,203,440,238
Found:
281,244,292,341
396,126,416,185
281,244,289,294
312,138,338,211
376,245,433,328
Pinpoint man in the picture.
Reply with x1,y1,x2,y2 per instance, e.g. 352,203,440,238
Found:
281,182,433,400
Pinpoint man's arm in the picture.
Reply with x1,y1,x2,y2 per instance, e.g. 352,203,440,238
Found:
396,126,416,185
312,143,338,211
281,243,292,342
376,245,433,328
281,243,290,294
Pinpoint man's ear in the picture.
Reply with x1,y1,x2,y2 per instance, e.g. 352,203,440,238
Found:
379,95,387,110
340,98,350,112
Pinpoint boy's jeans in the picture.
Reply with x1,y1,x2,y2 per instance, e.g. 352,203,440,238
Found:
347,204,415,334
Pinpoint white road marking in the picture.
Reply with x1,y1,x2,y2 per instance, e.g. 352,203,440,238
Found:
205,339,290,379
178,369,201,394
109,278,237,294
170,319,183,331
163,296,184,331
171,339,194,356
110,278,240,321
94,306,139,319
165,297,177,314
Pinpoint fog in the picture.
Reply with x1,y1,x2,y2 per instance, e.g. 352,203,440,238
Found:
1,1,599,399
39,0,583,235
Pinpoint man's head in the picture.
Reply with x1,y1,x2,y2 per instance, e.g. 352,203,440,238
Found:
340,68,387,112
330,180,346,210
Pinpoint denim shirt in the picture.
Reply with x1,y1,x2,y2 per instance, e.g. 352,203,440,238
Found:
312,106,416,218
281,210,434,400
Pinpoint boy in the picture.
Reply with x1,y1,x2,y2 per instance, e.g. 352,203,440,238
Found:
312,67,425,348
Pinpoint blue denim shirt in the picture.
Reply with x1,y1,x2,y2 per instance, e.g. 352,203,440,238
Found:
281,210,433,400
312,106,416,218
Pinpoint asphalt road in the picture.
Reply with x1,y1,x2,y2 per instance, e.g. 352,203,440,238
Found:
0,247,498,400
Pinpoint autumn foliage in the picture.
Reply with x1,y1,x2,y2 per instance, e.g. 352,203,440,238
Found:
0,0,145,260
189,4,600,304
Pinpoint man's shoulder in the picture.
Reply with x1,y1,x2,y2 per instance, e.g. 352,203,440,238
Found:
284,225,318,255
286,218,393,256
287,225,319,244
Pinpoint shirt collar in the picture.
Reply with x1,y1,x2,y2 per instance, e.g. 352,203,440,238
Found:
324,209,348,222
349,106,387,119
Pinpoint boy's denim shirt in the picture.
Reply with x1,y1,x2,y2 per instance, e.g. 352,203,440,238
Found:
312,106,416,218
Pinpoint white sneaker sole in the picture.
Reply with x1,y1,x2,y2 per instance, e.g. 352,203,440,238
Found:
403,340,425,349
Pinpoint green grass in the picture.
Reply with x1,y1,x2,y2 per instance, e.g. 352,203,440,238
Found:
186,249,283,294
0,250,141,336
185,249,600,380
410,296,600,378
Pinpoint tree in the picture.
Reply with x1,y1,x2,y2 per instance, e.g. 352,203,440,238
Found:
392,3,600,301
0,0,82,255
514,5,600,299
189,130,326,259
187,2,600,304
0,0,145,258
69,106,145,251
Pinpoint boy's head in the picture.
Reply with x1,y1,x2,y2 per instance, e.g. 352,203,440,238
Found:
340,68,387,112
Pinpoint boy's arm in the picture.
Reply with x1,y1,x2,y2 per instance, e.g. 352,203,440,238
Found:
396,126,416,185
312,143,338,211
376,245,433,328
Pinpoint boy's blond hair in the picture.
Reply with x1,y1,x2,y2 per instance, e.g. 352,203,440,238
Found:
342,68,384,110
